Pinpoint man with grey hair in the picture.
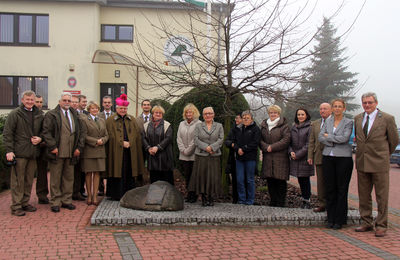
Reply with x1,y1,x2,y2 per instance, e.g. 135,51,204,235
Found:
307,102,332,212
42,92,85,213
3,90,44,216
354,92,398,237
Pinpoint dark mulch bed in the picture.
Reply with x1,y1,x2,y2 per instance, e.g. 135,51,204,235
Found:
173,170,318,209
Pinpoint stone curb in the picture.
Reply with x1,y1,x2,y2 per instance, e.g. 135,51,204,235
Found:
91,199,365,227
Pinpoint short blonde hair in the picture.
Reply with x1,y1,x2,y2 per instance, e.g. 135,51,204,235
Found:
87,101,100,111
152,105,165,114
182,103,200,120
331,98,346,109
267,105,281,115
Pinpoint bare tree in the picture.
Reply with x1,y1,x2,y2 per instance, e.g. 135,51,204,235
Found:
130,0,361,123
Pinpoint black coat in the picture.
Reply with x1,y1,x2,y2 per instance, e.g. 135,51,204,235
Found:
142,119,173,171
232,122,261,161
289,120,314,177
224,123,241,173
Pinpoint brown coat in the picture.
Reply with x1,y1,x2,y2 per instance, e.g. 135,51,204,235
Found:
260,117,291,180
307,118,324,165
355,110,398,173
81,115,108,159
106,114,144,178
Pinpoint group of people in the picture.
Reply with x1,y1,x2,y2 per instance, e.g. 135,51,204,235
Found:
4,91,398,237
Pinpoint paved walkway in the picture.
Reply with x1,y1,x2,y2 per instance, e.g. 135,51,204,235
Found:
1,166,400,259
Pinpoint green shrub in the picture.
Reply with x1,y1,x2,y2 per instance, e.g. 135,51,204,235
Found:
0,134,10,191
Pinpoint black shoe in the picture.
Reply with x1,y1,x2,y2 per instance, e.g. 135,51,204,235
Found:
38,198,50,204
61,203,76,210
98,191,105,196
51,206,60,213
326,222,334,229
72,194,86,201
332,224,342,230
201,194,207,207
22,204,37,212
11,208,26,216
207,197,214,206
81,192,87,198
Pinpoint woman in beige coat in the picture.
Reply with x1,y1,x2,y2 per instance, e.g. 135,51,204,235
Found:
177,103,201,203
81,101,108,205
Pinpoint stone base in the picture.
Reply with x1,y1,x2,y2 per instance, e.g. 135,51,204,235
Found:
91,199,367,226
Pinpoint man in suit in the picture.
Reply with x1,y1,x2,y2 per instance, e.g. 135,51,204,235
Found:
99,95,114,120
354,92,398,237
77,94,88,115
98,96,114,195
42,92,85,213
34,94,50,204
307,102,331,212
3,90,43,216
136,99,152,131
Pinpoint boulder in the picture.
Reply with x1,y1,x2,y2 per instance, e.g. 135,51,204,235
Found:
120,181,184,211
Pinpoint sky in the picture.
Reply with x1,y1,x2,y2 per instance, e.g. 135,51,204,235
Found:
302,0,400,123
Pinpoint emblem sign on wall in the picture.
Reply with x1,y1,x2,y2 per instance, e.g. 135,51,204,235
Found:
164,36,194,66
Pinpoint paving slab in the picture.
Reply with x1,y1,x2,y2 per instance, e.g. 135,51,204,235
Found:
91,198,364,226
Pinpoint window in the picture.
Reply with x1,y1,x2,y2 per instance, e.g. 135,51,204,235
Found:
0,76,48,108
0,13,49,46
101,24,133,42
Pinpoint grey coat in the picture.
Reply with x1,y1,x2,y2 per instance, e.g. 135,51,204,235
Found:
289,121,314,177
260,117,291,181
194,121,224,157
177,119,202,161
318,116,353,157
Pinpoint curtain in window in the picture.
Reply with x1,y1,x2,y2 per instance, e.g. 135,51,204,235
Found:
19,15,32,43
119,26,133,41
0,77,13,106
17,77,32,105
104,25,116,40
36,16,49,44
0,14,14,43
35,77,48,107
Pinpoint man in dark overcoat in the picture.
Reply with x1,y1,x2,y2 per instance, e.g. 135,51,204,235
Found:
3,90,44,216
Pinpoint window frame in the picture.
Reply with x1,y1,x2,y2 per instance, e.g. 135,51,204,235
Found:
0,75,48,109
101,24,133,43
0,12,49,46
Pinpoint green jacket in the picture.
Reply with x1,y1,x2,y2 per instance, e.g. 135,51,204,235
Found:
3,104,44,159
41,105,85,163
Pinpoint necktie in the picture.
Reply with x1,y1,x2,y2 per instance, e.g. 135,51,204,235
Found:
65,111,72,132
106,112,110,119
145,115,148,123
363,115,369,137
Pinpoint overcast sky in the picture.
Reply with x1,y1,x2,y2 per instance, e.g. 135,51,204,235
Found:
304,0,400,123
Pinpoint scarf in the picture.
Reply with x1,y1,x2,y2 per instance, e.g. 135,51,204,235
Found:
267,117,280,131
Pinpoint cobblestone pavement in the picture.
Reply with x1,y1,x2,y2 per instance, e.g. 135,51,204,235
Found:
0,165,400,259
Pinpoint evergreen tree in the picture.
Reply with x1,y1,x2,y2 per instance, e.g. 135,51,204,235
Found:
292,17,359,119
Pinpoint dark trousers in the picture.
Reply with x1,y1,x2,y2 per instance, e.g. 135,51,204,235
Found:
266,177,287,207
322,156,353,225
150,170,174,185
73,163,84,196
36,156,49,200
298,176,311,200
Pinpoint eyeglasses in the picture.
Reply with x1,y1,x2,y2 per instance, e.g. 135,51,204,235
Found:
362,101,375,105
62,99,71,102
203,112,214,115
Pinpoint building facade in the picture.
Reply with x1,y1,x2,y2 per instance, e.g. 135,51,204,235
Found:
0,0,214,115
